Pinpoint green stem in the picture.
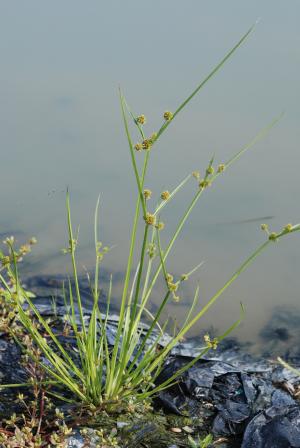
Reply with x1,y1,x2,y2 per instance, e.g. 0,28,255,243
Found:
66,193,87,340
156,23,257,140
143,188,203,306
148,240,270,373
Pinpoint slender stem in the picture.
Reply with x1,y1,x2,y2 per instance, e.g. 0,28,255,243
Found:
148,240,271,373
127,290,171,373
143,188,203,306
130,224,150,325
66,193,87,340
155,23,257,140
119,91,147,217
94,195,100,301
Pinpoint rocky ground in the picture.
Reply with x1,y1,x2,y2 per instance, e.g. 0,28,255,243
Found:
1,276,300,447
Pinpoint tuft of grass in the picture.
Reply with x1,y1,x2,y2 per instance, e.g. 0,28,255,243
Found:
1,22,300,413
188,433,213,448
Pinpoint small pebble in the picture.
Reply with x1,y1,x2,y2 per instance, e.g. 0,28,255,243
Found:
117,421,129,429
170,427,182,433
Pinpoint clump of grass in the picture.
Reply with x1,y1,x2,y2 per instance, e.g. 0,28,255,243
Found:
188,433,213,448
1,23,300,413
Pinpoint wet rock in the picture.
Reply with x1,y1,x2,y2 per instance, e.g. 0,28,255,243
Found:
65,429,100,448
241,405,300,448
156,350,300,441
65,430,85,448
24,274,111,311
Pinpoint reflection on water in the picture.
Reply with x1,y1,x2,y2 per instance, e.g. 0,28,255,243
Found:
0,2,300,353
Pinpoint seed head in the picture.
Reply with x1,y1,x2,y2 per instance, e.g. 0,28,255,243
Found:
284,223,293,232
147,242,156,258
204,333,218,349
269,232,278,242
29,237,37,245
1,256,10,267
143,189,152,200
168,282,178,292
261,223,269,232
136,114,146,125
204,334,210,343
206,166,214,176
163,111,173,121
199,179,211,189
161,190,170,201
217,164,226,173
156,221,165,231
192,171,200,180
166,273,173,283
134,143,143,152
142,139,152,151
3,236,14,246
19,244,31,255
181,274,188,281
144,213,156,226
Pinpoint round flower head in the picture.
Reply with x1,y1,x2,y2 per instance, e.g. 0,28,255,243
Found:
147,242,156,258
206,166,214,175
199,179,211,189
204,334,210,344
168,282,178,292
1,255,10,267
144,212,156,226
217,164,226,173
166,273,173,283
204,333,218,349
261,223,269,232
143,189,152,200
3,236,14,246
160,190,170,201
284,223,293,233
163,111,173,121
156,221,165,231
269,232,278,242
19,244,31,255
192,171,200,180
142,139,152,151
136,115,146,125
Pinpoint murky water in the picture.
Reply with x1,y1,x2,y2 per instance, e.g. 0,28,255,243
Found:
0,1,299,354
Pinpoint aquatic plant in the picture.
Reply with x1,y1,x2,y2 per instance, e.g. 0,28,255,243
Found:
188,433,213,448
1,23,300,412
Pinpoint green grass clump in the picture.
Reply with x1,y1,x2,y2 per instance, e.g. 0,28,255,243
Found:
1,23,300,413
188,433,213,448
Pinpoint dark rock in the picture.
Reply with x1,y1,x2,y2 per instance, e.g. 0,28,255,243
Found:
241,405,300,448
155,350,299,442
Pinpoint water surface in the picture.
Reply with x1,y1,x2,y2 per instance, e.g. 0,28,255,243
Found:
0,1,299,354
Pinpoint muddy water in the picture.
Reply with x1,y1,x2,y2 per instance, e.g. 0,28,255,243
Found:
0,1,299,354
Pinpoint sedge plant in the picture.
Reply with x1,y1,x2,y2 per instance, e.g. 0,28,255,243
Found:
1,23,300,411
